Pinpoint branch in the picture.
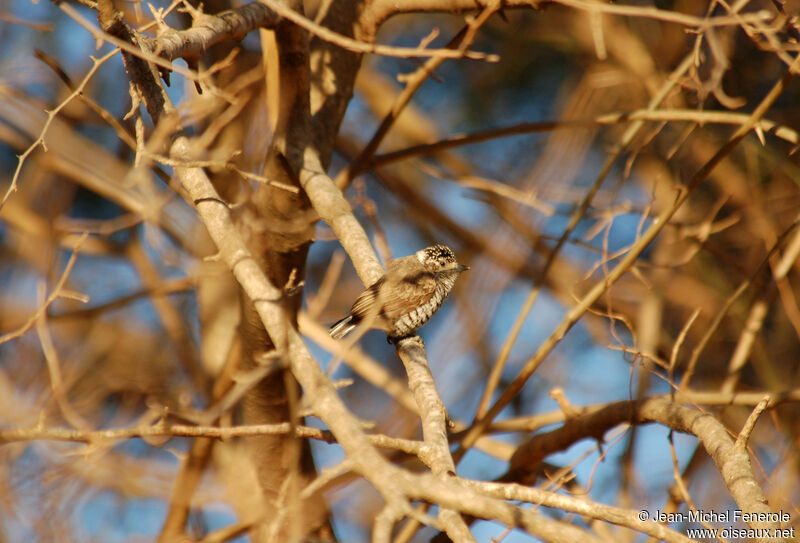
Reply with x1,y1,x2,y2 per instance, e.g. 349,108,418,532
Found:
295,137,471,538
463,479,692,543
397,472,605,543
457,51,800,457
0,422,423,454
297,153,384,286
544,0,773,28
393,338,454,474
394,336,473,539
336,0,502,189
370,0,772,29
49,277,195,321
97,0,171,123
259,0,497,61
0,233,89,346
370,109,800,169
173,138,608,540
483,389,800,434
2,52,116,212
144,3,281,61
171,135,424,519
473,53,694,423
139,0,496,67
507,396,779,535
59,3,197,82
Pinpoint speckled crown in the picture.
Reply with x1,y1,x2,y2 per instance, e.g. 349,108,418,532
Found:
422,244,456,263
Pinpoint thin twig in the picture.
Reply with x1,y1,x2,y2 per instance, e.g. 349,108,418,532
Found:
336,0,502,188
734,395,771,451
36,299,91,431
0,422,424,454
260,0,498,61
2,53,116,211
473,54,695,421
669,308,702,400
461,52,800,458
0,233,90,345
548,0,772,28
371,109,799,169
58,3,198,81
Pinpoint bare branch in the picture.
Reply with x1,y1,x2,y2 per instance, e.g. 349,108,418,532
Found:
459,52,800,458
507,396,780,534
371,109,800,169
0,233,89,346
144,3,281,61
0,422,422,454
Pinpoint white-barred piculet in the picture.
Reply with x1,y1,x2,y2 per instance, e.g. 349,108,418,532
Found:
329,245,469,341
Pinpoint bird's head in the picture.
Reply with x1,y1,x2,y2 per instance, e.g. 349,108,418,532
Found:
416,245,470,274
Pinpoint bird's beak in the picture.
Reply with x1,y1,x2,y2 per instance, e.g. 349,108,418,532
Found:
457,264,470,272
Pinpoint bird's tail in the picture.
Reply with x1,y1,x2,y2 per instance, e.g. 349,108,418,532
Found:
329,315,357,339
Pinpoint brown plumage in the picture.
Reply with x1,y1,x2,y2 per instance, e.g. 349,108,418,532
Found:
329,245,469,341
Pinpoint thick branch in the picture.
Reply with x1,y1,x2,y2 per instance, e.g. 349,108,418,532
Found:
172,134,415,506
484,389,800,434
172,138,609,540
394,336,472,539
97,0,170,123
394,337,455,475
143,0,493,68
463,479,692,543
144,3,281,61
507,396,779,538
298,157,384,285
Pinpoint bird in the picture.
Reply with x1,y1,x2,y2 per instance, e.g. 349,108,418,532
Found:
329,245,469,341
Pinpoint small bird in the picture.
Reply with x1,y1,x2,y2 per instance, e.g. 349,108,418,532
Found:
329,245,469,341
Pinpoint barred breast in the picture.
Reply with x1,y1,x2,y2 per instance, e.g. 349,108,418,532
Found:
389,283,451,338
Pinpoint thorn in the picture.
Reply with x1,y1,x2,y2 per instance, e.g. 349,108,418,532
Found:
754,125,766,146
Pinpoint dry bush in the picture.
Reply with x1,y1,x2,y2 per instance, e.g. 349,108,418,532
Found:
1,0,800,542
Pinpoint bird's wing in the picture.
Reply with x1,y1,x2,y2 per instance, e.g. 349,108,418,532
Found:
379,270,437,317
350,277,383,318
350,256,408,317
